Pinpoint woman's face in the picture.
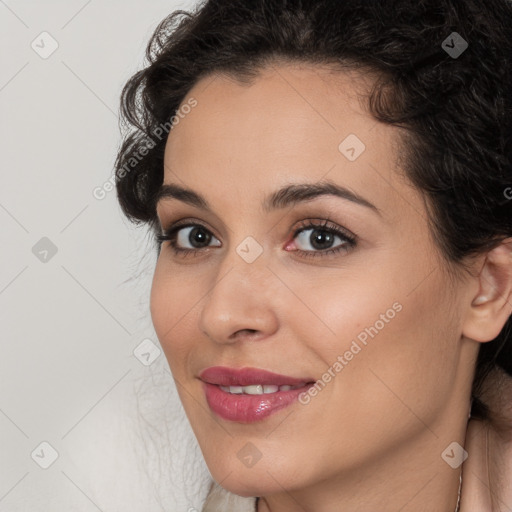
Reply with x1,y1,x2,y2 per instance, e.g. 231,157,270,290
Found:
150,63,479,498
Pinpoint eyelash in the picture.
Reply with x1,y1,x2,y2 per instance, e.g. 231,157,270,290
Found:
155,218,357,260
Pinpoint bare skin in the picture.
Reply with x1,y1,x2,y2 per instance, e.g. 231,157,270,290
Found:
462,365,512,511
149,62,512,512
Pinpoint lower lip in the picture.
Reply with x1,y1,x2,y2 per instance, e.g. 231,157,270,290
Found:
202,382,313,423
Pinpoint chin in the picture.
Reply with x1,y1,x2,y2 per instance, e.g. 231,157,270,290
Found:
209,460,303,498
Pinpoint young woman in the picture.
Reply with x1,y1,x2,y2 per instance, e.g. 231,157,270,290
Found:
114,1,512,510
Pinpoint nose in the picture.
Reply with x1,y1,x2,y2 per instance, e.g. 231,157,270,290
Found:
198,249,279,345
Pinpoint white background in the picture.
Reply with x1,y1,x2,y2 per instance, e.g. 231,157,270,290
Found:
0,1,212,510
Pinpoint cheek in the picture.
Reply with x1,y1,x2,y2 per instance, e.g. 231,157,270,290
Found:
280,261,405,363
329,279,457,426
295,262,458,419
149,260,200,370
286,282,457,478
149,262,173,340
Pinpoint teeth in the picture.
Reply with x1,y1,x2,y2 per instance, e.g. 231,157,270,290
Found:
244,385,263,395
219,383,306,394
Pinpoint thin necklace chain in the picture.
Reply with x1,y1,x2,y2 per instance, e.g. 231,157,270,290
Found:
256,470,463,511
454,470,463,512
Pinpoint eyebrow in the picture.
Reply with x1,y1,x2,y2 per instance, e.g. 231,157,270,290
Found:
153,180,381,216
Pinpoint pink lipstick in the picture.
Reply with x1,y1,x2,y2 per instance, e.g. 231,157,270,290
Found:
199,366,315,423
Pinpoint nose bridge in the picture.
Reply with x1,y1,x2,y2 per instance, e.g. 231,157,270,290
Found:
198,239,279,342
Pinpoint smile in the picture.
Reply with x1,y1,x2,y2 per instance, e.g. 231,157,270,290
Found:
199,366,315,423
219,383,307,394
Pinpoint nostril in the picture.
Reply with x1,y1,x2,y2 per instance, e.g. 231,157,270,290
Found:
232,328,259,338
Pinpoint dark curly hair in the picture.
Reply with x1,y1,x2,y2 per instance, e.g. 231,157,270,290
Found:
114,0,512,420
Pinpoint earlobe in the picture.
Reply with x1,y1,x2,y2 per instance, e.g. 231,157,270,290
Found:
462,238,512,343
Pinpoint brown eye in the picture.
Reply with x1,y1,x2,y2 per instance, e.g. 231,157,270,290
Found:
156,222,221,257
176,225,213,248
289,219,357,259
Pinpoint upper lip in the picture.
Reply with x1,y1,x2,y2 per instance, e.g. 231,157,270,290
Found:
199,366,315,387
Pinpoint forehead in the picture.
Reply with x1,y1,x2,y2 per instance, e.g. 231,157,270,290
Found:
167,63,376,156
161,63,414,221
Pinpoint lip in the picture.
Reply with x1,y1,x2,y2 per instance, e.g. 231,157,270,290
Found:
199,366,314,387
199,366,316,423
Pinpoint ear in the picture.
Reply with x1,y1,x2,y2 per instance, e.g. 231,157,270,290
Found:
462,238,512,343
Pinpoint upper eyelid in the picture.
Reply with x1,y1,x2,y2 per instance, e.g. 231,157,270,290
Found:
165,219,218,238
158,212,233,237
293,219,355,237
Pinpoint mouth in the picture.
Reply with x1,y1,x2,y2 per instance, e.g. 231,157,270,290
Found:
199,366,316,423
218,382,307,394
